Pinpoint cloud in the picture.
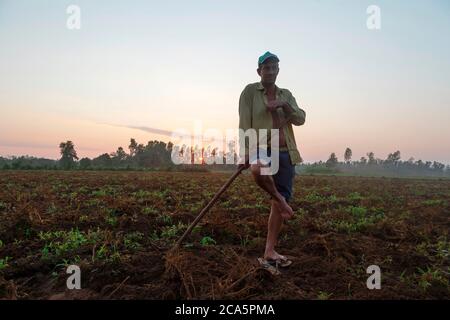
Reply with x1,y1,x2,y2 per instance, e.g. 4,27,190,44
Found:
0,141,101,152
103,123,225,143
121,125,174,137
0,141,56,150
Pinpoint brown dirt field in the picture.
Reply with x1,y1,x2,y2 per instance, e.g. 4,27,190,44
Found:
0,171,449,299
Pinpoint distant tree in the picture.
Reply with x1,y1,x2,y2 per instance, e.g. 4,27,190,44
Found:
326,152,338,168
110,146,127,166
415,159,424,169
11,157,23,169
386,150,401,165
226,140,237,164
432,161,445,172
360,156,367,165
115,147,127,160
136,143,145,155
59,141,78,169
344,147,352,164
79,157,92,169
129,138,138,157
367,152,376,165
167,141,174,154
92,153,112,168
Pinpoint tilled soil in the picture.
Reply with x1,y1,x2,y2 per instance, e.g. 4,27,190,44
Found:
0,171,449,299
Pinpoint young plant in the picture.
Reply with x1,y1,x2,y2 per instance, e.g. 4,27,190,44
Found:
0,257,11,270
200,236,216,246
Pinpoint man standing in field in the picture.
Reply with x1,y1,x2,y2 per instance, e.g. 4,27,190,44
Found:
238,51,306,269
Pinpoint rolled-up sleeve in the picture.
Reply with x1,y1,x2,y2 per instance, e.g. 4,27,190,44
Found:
284,91,306,126
238,85,253,158
239,86,252,131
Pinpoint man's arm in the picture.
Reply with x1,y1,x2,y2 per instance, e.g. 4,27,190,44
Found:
280,91,306,126
239,85,252,131
238,86,253,166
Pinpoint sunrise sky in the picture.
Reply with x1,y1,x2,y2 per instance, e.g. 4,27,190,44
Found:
1,0,449,163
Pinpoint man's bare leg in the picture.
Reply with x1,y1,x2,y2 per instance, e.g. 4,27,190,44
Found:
264,199,286,260
250,163,294,219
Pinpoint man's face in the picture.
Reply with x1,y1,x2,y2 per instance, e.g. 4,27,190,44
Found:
257,59,279,84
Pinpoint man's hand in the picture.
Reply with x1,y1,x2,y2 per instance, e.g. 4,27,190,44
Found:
266,100,287,112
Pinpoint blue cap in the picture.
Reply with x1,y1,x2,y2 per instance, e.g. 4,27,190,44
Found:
258,51,279,66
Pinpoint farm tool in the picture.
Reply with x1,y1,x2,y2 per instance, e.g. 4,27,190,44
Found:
172,165,246,250
171,118,291,251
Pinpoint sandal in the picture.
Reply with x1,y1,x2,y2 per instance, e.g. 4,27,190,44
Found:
266,255,293,268
257,257,282,275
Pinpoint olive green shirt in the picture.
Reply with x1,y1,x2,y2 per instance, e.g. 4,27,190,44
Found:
238,82,306,165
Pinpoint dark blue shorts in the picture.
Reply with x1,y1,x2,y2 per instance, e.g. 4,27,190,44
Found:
250,149,296,202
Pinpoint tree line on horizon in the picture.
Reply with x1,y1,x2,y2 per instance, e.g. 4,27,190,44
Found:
301,148,449,178
0,140,449,178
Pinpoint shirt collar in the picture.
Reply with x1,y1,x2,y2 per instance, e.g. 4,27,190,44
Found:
256,82,283,94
